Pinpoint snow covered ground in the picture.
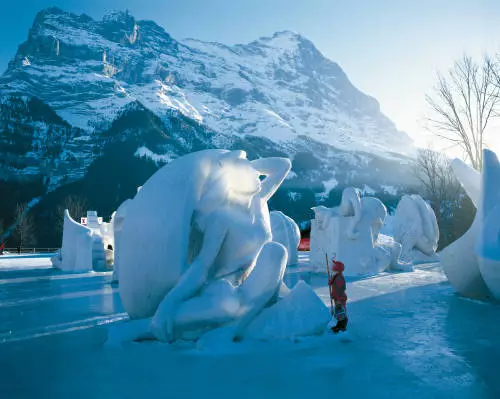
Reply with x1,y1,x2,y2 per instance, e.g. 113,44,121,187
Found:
0,253,499,398
0,254,56,271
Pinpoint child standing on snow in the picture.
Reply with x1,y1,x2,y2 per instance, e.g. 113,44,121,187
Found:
328,259,348,333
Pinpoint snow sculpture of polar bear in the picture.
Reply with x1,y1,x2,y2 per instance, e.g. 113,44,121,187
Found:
270,211,301,266
117,149,329,343
441,149,500,299
338,187,386,241
392,195,439,263
310,187,392,276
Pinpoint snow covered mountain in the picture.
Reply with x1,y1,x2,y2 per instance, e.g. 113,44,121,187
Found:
0,8,418,245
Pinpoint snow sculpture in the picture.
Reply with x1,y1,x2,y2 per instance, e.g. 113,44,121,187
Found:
91,235,106,270
84,211,114,271
270,211,301,266
111,199,132,283
373,234,411,272
51,210,93,272
240,281,329,340
442,149,500,299
52,209,116,273
339,187,386,240
477,151,500,299
117,149,326,343
310,187,393,276
392,195,439,263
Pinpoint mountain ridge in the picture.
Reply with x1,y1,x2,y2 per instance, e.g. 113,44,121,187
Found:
1,7,413,155
0,7,419,246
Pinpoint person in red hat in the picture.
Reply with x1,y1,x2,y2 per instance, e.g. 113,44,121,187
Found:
328,259,348,333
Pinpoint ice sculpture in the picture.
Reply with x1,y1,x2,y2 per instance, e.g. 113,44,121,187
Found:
310,187,394,276
51,210,93,272
117,149,328,342
270,211,301,266
392,195,439,263
442,150,500,299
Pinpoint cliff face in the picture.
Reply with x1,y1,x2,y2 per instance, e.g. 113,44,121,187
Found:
0,8,418,245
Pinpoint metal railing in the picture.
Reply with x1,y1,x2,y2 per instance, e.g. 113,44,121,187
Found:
1,248,59,254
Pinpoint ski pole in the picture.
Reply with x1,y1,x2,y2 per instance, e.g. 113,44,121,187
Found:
325,252,334,315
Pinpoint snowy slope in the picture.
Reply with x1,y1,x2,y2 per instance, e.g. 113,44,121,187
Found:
1,8,413,159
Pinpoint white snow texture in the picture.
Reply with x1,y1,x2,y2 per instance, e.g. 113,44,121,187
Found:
441,149,500,299
51,210,93,272
270,211,301,265
116,149,326,342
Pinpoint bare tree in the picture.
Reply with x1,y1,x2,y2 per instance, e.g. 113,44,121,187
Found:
414,148,476,248
55,195,89,232
426,55,500,170
12,203,36,247
415,148,461,224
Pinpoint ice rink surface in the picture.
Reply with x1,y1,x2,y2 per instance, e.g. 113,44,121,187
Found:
1,253,499,399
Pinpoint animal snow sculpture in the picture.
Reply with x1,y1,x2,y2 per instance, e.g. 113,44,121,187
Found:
392,195,439,263
51,210,93,272
441,149,500,299
270,211,301,266
338,187,385,240
338,187,387,241
372,234,412,272
118,150,329,342
310,187,390,276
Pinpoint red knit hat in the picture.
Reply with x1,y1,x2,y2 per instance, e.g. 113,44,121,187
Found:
331,259,344,272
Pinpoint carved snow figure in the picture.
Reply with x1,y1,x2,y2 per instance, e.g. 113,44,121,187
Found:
372,234,410,272
117,150,330,343
392,195,439,264
270,211,301,266
441,149,500,299
52,209,116,272
477,151,500,299
51,210,93,272
85,211,106,270
110,199,132,283
339,187,386,241
310,187,394,276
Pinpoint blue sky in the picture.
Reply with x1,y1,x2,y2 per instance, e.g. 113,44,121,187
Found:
1,0,500,149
